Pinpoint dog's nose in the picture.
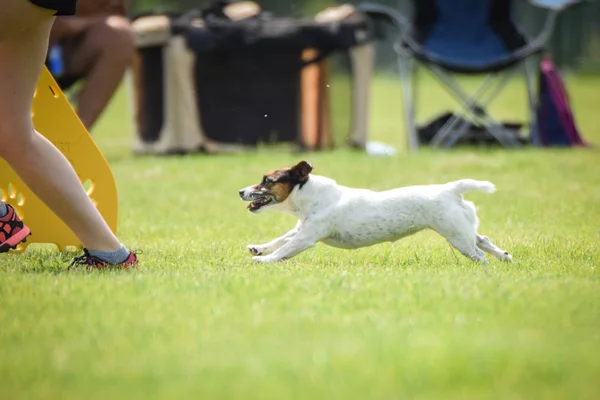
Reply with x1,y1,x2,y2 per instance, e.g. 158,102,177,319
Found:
239,189,245,198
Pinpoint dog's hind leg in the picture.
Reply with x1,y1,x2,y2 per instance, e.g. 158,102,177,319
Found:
432,212,488,264
477,235,512,262
445,234,489,264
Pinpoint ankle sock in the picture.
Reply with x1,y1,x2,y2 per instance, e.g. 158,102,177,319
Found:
88,244,130,264
0,201,8,219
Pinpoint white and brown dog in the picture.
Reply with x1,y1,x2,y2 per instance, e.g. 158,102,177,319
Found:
239,161,512,264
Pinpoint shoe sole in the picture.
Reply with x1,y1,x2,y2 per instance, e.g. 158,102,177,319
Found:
0,226,32,253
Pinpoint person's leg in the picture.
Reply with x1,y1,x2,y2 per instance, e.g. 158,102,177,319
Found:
62,15,135,130
0,1,134,265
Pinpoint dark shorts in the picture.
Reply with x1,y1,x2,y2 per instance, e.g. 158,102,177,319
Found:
29,0,77,16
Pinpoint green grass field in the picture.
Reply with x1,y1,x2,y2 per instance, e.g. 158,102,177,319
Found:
1,73,600,399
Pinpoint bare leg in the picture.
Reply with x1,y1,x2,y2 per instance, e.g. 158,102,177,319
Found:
477,234,512,262
0,1,121,252
63,16,134,130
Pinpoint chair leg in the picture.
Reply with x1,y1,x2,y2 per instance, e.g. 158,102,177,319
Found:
397,49,418,151
429,69,496,147
524,57,541,146
429,66,523,148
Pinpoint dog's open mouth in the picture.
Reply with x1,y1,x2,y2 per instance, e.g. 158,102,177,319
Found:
248,196,273,211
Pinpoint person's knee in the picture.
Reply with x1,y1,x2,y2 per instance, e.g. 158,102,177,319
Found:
105,16,135,59
0,118,35,160
90,15,135,63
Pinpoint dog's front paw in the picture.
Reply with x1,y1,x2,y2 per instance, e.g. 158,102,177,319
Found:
247,245,264,256
252,255,278,264
502,251,513,262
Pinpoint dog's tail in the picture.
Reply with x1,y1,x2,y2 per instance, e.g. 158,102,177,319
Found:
447,179,496,195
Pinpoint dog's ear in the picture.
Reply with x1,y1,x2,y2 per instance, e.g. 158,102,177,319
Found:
291,160,313,182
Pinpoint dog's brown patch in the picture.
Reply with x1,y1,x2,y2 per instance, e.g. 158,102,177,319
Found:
258,169,294,202
263,161,313,200
245,161,314,210
270,181,294,202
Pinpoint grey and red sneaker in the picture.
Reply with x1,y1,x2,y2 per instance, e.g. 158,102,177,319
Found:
0,204,31,253
70,248,139,270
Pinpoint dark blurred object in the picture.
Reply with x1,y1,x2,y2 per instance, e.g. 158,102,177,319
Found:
77,0,129,16
417,112,528,147
129,1,375,154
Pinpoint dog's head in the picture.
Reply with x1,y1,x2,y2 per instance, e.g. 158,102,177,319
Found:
239,160,313,213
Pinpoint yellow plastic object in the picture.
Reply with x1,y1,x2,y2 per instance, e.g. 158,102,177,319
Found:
0,67,118,252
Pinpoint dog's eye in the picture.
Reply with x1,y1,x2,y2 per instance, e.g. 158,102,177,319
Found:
262,176,274,185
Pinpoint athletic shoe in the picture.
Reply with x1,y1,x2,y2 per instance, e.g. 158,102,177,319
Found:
69,248,139,270
0,204,31,253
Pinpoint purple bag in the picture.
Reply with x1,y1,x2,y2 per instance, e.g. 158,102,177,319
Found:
536,56,588,147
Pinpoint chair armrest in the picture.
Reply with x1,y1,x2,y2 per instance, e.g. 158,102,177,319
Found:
527,0,585,11
495,0,584,63
357,2,410,33
505,10,558,61
516,0,584,58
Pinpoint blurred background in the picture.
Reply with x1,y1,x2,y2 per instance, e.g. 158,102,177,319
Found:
130,0,600,72
45,0,600,156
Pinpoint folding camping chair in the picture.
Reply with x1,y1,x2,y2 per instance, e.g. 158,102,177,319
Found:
359,0,583,151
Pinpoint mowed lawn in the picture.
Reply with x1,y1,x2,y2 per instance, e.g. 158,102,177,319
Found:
1,72,599,399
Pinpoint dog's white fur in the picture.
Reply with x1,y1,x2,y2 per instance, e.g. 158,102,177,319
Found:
241,174,512,264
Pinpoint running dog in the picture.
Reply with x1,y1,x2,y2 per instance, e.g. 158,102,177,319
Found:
239,161,512,264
